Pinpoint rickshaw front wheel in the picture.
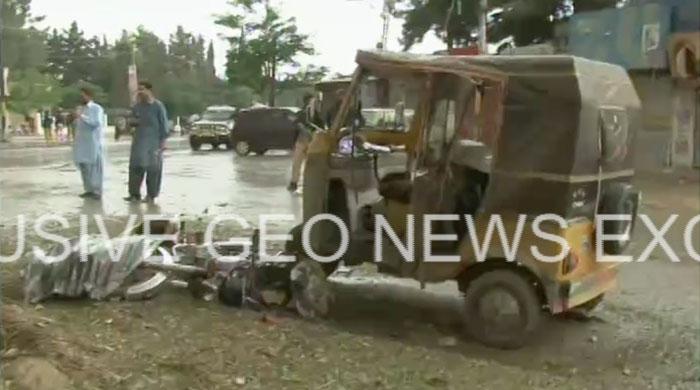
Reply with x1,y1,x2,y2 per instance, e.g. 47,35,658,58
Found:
285,224,339,276
462,270,542,350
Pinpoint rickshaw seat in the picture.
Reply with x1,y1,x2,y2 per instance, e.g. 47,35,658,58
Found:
379,172,413,203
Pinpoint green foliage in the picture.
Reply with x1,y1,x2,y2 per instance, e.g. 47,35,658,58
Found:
42,21,224,116
226,85,258,108
278,65,329,90
395,0,619,50
59,81,106,108
487,0,617,46
2,0,48,70
216,0,315,105
45,22,105,86
8,69,62,115
3,0,314,119
396,0,479,50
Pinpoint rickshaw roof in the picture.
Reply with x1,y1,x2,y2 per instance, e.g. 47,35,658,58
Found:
354,50,623,82
350,50,641,218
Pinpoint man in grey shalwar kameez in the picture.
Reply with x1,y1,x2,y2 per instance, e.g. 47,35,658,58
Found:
124,81,169,203
74,87,105,200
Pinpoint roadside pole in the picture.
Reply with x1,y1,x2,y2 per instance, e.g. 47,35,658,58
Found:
479,0,488,54
0,3,7,142
128,43,138,106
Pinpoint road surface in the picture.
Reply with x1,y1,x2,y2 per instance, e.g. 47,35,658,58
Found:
0,144,698,389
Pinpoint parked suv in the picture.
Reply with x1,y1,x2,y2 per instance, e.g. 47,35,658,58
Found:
189,105,237,151
231,107,299,156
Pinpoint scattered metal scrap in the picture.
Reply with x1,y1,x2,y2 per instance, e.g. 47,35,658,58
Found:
23,219,333,318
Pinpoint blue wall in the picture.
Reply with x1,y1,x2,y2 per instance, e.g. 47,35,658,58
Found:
567,0,699,70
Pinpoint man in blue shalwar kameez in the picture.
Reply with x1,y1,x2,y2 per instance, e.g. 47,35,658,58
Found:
124,81,169,203
74,87,105,200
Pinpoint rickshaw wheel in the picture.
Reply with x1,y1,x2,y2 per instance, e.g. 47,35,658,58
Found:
286,224,339,276
463,270,542,350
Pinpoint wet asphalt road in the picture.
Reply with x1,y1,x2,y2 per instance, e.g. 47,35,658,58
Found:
0,144,303,224
1,141,699,388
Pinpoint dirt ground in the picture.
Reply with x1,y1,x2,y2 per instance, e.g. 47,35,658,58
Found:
1,168,699,389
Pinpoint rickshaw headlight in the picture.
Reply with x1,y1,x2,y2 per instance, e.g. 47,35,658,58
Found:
338,136,355,155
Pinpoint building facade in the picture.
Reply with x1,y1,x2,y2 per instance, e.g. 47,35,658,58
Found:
563,0,700,170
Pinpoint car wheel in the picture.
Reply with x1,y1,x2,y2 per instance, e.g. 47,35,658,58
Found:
235,141,251,156
462,270,542,349
189,137,201,151
254,149,268,156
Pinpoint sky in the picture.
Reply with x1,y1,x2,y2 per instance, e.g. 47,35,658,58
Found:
31,0,445,78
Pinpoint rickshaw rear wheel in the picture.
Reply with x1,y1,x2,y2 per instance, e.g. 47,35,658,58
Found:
462,270,542,350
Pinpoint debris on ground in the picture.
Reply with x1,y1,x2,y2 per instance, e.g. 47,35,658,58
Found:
4,357,73,390
23,235,162,303
290,259,333,318
438,336,458,347
20,225,335,326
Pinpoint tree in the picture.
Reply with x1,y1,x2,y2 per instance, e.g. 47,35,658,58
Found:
490,0,620,46
133,27,169,90
8,69,62,115
45,22,101,86
216,0,314,106
206,41,216,80
2,0,54,122
106,30,134,108
278,65,329,90
59,81,106,109
4,6,230,117
395,0,619,50
395,0,479,50
161,27,225,116
168,26,197,78
44,21,114,107
2,0,47,71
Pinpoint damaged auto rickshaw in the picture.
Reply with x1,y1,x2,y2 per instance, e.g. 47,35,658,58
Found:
287,50,642,349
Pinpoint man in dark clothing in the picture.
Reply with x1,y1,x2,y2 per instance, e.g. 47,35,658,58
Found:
124,81,169,203
288,93,322,192
325,89,346,129
42,110,53,143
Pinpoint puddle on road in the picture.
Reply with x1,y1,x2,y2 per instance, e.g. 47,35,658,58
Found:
1,152,304,227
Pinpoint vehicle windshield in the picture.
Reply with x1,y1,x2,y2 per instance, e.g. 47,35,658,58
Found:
201,110,235,121
361,108,415,130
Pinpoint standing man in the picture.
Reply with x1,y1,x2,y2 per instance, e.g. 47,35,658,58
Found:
74,87,105,200
124,81,169,203
288,93,322,192
42,110,53,143
325,89,346,129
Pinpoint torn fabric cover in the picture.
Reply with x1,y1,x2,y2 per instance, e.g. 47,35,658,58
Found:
24,235,161,303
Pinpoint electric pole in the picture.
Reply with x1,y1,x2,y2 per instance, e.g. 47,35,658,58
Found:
128,43,138,106
479,0,488,54
380,0,394,50
0,2,6,142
